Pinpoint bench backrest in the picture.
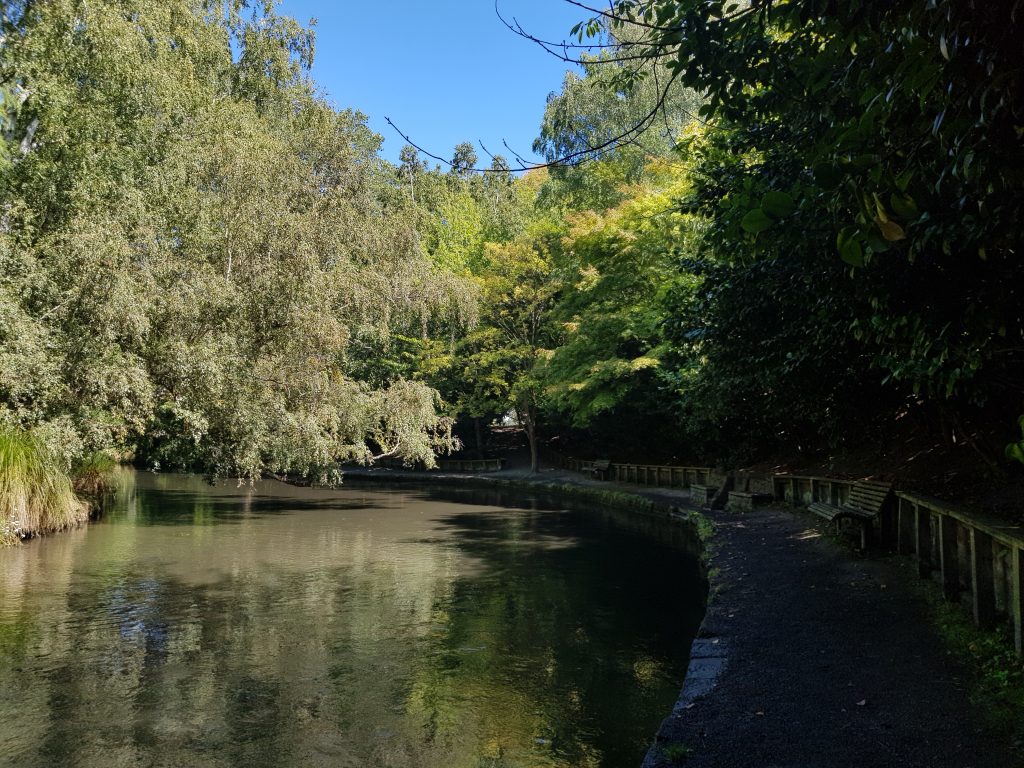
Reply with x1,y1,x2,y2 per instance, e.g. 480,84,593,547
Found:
847,480,893,515
593,459,611,470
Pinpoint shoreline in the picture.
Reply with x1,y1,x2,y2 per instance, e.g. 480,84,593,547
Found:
7,464,1019,765
341,465,1020,767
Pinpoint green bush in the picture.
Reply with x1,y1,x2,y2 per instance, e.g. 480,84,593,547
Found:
72,451,117,499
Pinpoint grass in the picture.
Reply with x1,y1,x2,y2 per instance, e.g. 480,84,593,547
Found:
0,428,88,545
913,578,1024,753
72,450,117,499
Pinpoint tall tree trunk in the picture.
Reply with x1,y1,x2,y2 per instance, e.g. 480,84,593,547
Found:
474,417,485,459
521,402,538,473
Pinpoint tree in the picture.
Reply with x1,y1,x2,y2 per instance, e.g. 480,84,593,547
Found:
542,159,693,429
533,49,698,211
398,143,425,202
0,0,468,479
559,0,1024,462
456,231,560,472
450,141,478,179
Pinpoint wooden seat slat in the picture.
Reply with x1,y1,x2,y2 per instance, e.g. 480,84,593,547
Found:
806,480,892,549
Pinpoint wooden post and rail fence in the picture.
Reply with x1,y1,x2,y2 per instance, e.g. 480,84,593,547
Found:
547,454,1024,655
373,448,1024,654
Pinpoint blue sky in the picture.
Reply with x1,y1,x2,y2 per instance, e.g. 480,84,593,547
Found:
276,1,586,167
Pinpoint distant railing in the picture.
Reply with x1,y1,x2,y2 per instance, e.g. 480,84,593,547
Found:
772,474,856,507
612,463,721,489
373,457,505,473
436,458,505,473
542,449,719,490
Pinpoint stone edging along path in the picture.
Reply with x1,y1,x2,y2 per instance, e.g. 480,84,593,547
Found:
340,466,1019,768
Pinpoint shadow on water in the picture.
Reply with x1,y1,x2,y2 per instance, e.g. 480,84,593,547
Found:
413,503,707,767
1,472,707,768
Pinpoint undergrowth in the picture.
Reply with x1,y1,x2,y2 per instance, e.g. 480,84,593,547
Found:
916,580,1024,752
72,451,117,499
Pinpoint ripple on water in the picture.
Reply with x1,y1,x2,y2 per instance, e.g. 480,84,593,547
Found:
0,472,706,768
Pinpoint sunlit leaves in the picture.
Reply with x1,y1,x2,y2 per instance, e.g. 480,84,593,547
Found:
0,0,465,478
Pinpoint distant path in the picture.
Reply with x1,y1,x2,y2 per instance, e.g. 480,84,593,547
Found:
342,464,1019,768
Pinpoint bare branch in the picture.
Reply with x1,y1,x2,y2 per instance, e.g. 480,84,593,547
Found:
495,3,676,67
557,0,680,33
385,64,686,175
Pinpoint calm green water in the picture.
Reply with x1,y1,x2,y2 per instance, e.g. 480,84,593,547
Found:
0,472,705,768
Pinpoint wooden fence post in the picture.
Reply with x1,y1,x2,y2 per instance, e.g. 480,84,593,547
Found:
1012,547,1024,656
898,497,915,555
969,528,997,629
939,515,960,601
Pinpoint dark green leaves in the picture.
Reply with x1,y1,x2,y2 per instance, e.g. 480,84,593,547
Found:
741,191,795,234
837,227,864,266
1007,416,1024,466
761,191,796,218
740,207,774,234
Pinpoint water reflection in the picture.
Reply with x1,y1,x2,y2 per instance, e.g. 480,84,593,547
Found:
0,472,705,768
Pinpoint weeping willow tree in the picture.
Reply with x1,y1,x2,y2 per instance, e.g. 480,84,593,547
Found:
0,0,473,494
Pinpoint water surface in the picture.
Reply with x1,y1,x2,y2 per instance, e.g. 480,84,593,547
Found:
0,472,705,768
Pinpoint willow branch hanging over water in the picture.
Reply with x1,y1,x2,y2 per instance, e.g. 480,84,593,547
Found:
0,0,472,483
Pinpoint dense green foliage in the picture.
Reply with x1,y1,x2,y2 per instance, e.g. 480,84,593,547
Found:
2,0,1022,517
546,0,1024,466
0,1,467,483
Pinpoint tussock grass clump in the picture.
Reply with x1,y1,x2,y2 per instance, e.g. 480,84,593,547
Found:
73,451,117,498
0,428,88,544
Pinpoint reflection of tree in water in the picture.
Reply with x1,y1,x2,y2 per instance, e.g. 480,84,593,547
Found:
401,502,706,768
0,477,705,768
107,579,170,666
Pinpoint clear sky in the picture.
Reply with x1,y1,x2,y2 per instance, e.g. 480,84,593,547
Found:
275,1,586,167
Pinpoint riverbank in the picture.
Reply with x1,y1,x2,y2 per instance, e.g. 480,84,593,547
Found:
341,464,1021,767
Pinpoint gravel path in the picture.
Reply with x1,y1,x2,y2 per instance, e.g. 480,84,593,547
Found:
644,503,1020,768
342,466,1020,767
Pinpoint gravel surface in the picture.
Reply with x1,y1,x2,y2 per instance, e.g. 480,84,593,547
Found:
342,466,1020,768
645,503,1020,768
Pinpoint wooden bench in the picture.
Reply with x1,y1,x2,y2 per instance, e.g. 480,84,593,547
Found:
808,480,893,549
590,459,611,481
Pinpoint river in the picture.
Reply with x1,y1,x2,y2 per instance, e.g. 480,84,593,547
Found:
0,471,705,768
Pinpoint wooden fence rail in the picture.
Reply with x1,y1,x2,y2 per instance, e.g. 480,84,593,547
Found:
893,490,1024,653
522,452,1024,654
612,463,719,489
436,458,506,473
772,474,855,507
374,457,506,472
